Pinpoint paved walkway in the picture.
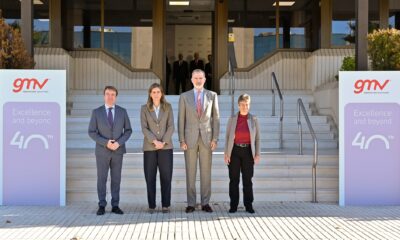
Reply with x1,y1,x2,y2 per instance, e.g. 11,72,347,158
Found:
1,202,400,240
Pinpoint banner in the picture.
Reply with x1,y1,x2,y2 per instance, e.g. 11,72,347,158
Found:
0,70,66,206
339,71,400,206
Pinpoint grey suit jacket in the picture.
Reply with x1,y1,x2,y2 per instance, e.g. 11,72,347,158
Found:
224,112,260,159
88,105,132,156
178,89,220,149
140,103,175,151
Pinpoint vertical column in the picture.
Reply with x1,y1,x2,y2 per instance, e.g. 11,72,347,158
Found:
100,0,104,49
320,0,332,49
83,11,91,48
309,0,321,50
21,0,33,57
61,0,74,50
379,0,389,29
152,0,166,83
275,0,280,49
282,16,291,49
49,0,62,48
356,0,369,70
213,0,228,93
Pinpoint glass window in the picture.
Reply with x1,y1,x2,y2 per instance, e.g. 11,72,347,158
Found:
34,19,49,46
332,20,355,46
72,0,152,68
229,0,307,68
389,15,395,28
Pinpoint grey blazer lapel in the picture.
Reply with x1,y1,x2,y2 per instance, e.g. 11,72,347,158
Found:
201,90,211,118
158,107,164,122
114,106,123,128
149,109,158,123
186,89,197,114
231,114,238,135
247,114,254,142
101,106,113,129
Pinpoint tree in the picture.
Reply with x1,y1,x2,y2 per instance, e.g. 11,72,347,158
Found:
0,17,35,69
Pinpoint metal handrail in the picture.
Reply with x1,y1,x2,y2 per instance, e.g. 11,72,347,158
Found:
271,72,283,149
229,59,235,116
297,98,318,203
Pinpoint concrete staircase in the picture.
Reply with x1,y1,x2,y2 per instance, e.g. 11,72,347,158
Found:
66,90,339,204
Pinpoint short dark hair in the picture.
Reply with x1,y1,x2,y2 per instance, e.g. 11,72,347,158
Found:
104,86,118,96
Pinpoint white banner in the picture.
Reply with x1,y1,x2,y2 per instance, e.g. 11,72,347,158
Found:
339,71,400,206
0,70,66,206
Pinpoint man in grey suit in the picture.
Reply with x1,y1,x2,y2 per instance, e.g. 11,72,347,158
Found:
178,69,220,213
88,86,132,215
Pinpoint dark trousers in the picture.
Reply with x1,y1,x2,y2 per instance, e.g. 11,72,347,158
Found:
228,145,254,209
96,153,123,207
143,149,173,208
175,78,186,95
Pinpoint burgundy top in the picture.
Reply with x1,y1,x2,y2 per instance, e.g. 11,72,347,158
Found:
234,113,251,144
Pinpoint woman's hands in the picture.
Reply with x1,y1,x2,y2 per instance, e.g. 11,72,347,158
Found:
152,140,165,150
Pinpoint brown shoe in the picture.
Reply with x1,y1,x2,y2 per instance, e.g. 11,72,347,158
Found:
185,206,195,213
201,204,213,213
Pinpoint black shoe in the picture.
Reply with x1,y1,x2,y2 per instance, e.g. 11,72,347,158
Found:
246,206,255,214
111,206,124,215
201,204,213,213
97,206,105,215
185,206,195,213
228,208,237,213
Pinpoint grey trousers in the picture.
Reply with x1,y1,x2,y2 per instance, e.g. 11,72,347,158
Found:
96,153,123,207
184,137,212,206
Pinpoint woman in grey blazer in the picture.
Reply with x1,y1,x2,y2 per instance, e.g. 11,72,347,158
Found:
141,83,174,213
224,94,260,214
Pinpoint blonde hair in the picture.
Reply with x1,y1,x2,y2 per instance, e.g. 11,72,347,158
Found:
146,83,168,112
238,93,251,104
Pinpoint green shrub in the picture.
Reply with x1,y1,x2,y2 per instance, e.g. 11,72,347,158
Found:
0,17,35,69
340,56,356,71
367,28,400,70
336,56,355,80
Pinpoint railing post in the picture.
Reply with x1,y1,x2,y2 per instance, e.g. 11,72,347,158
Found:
297,98,319,203
279,98,283,149
312,140,318,203
271,73,276,116
297,99,303,155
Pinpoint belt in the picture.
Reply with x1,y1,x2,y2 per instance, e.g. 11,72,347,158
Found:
234,143,250,148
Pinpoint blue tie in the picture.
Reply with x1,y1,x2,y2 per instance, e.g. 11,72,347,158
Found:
107,107,113,127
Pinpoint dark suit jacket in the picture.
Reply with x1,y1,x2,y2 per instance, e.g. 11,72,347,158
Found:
205,62,212,79
173,60,189,81
88,105,132,155
190,59,205,73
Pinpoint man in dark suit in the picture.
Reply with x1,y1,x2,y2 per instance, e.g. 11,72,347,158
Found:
173,53,189,94
190,52,205,73
205,54,212,90
88,86,132,215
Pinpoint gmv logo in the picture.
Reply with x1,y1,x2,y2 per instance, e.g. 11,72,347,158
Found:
13,78,49,93
354,79,390,94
